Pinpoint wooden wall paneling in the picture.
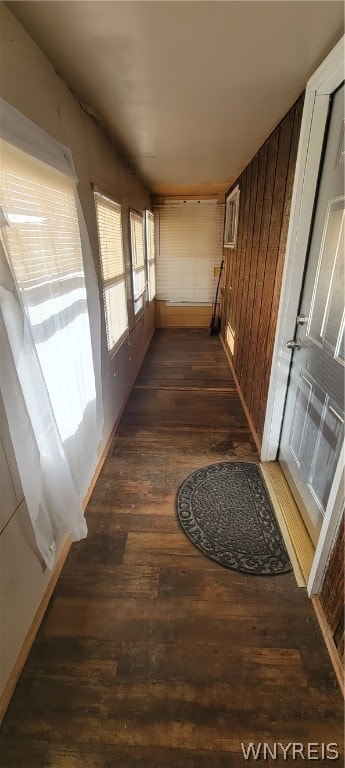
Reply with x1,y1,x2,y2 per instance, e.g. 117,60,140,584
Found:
224,255,233,335
320,516,344,663
233,165,252,369
225,242,235,330
337,628,344,665
254,108,295,436
240,144,268,395
257,100,304,435
221,249,231,335
245,129,279,420
236,154,259,389
221,96,303,447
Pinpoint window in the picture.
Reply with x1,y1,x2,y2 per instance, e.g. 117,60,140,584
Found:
94,190,128,352
154,200,225,303
145,210,156,301
1,138,97,446
130,210,146,315
0,128,102,565
224,185,240,248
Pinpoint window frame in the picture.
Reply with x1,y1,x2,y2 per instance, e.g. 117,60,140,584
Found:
224,185,240,248
144,209,156,303
129,209,146,318
93,188,129,356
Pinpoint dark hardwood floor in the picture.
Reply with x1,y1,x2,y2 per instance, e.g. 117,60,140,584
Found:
0,329,343,767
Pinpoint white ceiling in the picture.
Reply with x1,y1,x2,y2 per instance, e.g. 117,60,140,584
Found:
7,1,344,195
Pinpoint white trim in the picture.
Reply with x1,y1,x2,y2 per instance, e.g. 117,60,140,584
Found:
0,97,77,180
261,35,344,593
224,184,240,248
308,445,344,595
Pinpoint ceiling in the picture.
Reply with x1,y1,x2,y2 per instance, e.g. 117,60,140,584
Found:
6,1,344,195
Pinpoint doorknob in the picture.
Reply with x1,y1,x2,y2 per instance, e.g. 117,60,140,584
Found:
287,339,302,350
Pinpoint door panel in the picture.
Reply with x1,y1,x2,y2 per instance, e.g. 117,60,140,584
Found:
307,200,343,348
289,372,314,468
308,397,344,512
279,84,344,545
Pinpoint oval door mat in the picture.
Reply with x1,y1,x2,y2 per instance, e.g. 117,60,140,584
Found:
177,462,291,575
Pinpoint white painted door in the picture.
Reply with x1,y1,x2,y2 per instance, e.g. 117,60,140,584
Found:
279,84,344,546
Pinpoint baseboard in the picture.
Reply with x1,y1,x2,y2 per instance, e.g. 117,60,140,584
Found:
0,323,156,724
220,334,262,454
312,595,344,697
82,421,118,511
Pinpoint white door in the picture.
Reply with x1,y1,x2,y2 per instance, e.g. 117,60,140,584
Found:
279,84,344,547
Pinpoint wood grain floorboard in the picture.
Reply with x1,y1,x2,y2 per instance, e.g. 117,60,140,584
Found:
0,329,343,767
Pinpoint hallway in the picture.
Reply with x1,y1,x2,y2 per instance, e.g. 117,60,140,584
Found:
0,330,343,766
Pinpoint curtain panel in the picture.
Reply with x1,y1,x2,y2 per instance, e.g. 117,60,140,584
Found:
0,100,103,568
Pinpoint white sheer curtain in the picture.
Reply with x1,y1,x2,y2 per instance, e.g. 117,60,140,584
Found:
0,101,103,568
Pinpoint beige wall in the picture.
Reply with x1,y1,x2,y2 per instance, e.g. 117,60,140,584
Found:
0,3,155,705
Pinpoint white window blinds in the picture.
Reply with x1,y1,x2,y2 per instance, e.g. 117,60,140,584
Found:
130,210,145,315
0,134,102,566
0,139,97,448
94,191,128,352
154,200,225,303
145,210,156,302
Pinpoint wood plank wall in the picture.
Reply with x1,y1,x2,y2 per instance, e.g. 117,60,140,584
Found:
221,95,304,447
320,516,344,666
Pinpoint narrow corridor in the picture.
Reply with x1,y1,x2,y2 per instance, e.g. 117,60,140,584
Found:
1,330,343,767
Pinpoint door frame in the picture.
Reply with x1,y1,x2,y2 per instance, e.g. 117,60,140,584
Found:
261,35,344,595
